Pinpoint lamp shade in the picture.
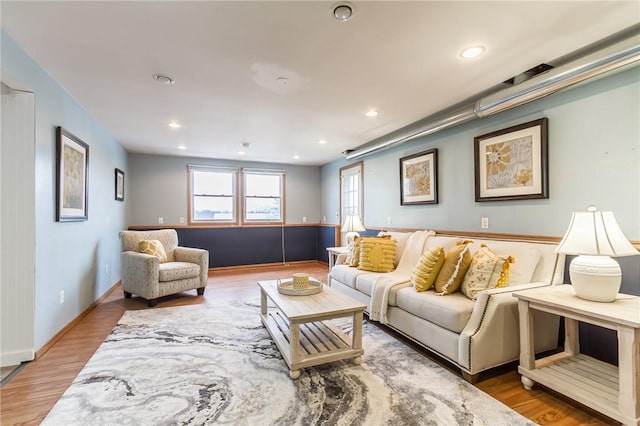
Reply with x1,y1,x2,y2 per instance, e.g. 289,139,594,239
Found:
341,215,366,233
555,208,638,257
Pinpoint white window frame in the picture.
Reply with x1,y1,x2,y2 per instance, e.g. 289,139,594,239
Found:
340,162,364,225
241,168,285,224
188,165,238,225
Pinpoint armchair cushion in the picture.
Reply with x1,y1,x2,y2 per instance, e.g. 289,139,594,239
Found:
158,262,200,282
138,239,168,263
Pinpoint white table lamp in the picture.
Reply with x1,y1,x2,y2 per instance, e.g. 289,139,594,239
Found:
341,214,366,251
556,206,638,302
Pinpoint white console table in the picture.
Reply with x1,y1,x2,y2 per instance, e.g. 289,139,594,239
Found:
326,246,348,269
514,285,640,426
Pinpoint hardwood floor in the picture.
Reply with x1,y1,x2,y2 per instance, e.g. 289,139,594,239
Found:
0,262,618,425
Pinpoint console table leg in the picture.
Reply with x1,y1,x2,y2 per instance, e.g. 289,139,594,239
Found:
521,376,535,391
352,356,361,365
289,370,301,380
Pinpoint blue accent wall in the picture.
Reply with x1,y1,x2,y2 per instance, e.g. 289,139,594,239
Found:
175,226,321,267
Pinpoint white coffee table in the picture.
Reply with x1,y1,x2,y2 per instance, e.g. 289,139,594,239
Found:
258,279,366,379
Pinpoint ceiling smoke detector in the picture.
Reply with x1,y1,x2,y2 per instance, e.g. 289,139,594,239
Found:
332,2,355,21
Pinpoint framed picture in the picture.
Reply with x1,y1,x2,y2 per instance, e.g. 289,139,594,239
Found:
115,168,125,201
400,148,438,205
56,126,89,222
474,118,548,202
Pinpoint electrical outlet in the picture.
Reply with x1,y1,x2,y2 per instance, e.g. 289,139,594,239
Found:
179,217,185,224
481,217,489,229
302,216,307,223
59,290,64,304
158,217,164,224
323,216,326,223
105,264,109,275
387,216,392,226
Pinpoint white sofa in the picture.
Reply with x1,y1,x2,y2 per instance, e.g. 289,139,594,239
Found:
328,230,566,383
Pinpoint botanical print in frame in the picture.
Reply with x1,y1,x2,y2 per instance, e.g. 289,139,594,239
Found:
56,126,89,221
474,118,548,202
115,168,125,201
400,148,438,205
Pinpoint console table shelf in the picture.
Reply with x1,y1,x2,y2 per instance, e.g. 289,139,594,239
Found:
514,285,640,426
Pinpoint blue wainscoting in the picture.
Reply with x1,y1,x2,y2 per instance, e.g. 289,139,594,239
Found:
172,225,337,268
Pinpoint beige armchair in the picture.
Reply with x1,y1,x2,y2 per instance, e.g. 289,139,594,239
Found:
119,229,209,307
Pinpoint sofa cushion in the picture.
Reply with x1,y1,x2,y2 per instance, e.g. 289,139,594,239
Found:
411,246,445,291
331,265,372,288
358,237,397,272
139,239,168,263
507,247,541,285
461,244,513,300
434,240,473,295
378,231,412,267
158,262,200,282
395,287,475,333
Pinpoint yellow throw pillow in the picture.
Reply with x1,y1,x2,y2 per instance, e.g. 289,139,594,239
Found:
411,247,445,292
434,240,473,296
461,244,514,300
357,237,397,272
346,236,362,267
139,239,168,263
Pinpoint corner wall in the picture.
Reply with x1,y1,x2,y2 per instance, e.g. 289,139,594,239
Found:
1,32,128,350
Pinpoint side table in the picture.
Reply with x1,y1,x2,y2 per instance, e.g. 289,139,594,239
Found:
514,285,640,426
326,246,348,269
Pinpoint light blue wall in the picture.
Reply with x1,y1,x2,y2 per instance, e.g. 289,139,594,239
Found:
321,67,640,241
128,153,321,226
2,31,128,350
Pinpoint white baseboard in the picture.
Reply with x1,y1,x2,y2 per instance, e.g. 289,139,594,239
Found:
1,349,34,367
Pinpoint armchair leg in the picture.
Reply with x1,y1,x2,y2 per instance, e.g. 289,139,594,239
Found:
147,298,158,307
197,287,205,296
124,291,132,299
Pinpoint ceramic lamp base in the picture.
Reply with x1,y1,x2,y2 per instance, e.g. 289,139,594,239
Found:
569,255,621,302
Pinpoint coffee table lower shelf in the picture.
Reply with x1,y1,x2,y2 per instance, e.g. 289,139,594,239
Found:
261,309,363,379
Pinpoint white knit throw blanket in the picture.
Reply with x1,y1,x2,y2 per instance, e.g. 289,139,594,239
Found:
368,230,434,323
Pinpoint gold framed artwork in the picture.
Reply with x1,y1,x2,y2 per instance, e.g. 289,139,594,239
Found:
400,148,438,205
56,126,89,221
474,118,548,202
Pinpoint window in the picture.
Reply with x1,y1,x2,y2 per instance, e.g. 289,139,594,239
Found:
188,166,237,223
243,169,284,223
340,162,363,223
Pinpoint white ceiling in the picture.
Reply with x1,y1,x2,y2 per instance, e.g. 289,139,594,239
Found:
2,1,639,166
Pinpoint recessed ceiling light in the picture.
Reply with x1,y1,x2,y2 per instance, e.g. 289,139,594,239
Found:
318,139,327,145
276,77,288,85
366,110,378,117
238,150,246,155
168,121,181,129
293,155,300,160
460,45,486,59
177,144,187,150
153,74,174,84
332,2,355,21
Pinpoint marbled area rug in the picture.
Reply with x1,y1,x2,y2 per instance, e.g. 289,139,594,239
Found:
42,302,534,426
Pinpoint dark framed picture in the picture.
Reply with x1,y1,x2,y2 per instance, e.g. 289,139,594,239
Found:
474,118,548,202
115,168,125,201
400,148,438,205
56,126,89,222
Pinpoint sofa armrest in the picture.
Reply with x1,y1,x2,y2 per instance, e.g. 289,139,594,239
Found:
457,282,560,374
121,251,160,299
174,246,209,287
